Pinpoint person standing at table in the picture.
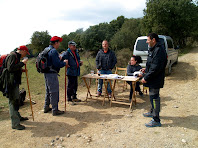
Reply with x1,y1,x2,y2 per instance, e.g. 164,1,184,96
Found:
61,41,83,103
96,40,117,97
43,36,67,116
141,33,167,127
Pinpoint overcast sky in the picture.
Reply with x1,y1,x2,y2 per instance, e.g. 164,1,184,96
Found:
0,0,146,54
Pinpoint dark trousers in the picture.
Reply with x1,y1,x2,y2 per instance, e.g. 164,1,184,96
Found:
8,84,21,127
127,81,141,100
67,76,78,100
149,88,160,122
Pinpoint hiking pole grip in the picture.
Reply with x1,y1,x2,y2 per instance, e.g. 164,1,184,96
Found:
65,66,67,112
25,64,34,121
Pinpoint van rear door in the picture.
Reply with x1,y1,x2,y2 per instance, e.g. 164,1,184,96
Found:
133,39,148,67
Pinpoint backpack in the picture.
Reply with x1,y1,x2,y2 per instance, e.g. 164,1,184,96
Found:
0,53,17,76
0,52,18,95
0,54,9,75
36,47,52,73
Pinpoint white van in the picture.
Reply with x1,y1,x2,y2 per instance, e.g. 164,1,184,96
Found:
133,35,179,75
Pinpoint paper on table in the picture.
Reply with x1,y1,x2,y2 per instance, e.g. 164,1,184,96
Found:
100,74,124,79
124,76,137,79
133,71,143,76
99,75,108,78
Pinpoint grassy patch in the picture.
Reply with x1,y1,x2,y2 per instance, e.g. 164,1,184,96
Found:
0,54,97,111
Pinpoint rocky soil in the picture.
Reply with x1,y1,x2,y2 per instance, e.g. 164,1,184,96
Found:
0,48,198,148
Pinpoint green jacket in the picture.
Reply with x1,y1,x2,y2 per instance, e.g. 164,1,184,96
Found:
0,52,24,97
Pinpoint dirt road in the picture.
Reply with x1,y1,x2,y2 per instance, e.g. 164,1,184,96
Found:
0,48,198,148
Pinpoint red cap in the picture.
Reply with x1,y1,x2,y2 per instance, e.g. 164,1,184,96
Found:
50,36,63,42
18,45,30,55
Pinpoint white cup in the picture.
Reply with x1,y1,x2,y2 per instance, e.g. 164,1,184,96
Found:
91,70,94,76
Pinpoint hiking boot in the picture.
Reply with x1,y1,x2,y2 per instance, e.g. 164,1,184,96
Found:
145,119,161,127
108,93,112,98
52,110,64,116
72,98,81,102
139,91,143,96
143,112,153,117
44,107,52,113
20,117,29,121
97,91,101,97
68,99,76,105
12,124,25,130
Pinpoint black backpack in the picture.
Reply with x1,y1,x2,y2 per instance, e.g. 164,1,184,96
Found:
36,47,52,73
0,52,18,95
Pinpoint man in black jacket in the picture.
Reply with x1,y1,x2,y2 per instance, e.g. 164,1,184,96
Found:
96,40,117,97
5,46,30,130
141,33,167,127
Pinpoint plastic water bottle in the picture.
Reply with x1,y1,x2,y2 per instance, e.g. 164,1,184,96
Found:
98,70,101,76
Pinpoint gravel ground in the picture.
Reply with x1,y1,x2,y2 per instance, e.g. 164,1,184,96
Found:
0,48,198,148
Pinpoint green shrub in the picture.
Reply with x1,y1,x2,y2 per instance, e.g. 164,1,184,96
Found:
115,48,132,67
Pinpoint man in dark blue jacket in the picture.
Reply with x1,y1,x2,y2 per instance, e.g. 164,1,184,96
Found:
141,33,167,127
44,36,67,116
61,41,83,103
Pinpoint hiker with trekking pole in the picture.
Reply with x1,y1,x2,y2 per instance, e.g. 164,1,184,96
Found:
0,46,30,130
60,41,83,105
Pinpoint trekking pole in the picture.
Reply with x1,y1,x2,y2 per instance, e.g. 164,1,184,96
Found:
25,64,34,121
65,65,67,112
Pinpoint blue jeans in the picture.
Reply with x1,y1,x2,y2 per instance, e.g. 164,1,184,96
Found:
98,70,112,94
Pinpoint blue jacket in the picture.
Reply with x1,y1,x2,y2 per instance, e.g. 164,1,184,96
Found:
61,48,81,76
47,45,66,73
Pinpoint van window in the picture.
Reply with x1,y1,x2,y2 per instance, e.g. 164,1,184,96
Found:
167,39,173,49
159,38,165,47
136,38,165,51
136,39,148,51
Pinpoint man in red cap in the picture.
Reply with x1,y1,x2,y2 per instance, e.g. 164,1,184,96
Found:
43,36,67,116
2,45,30,130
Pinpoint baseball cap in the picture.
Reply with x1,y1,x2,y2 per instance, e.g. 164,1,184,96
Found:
68,41,77,46
50,36,63,42
18,45,30,55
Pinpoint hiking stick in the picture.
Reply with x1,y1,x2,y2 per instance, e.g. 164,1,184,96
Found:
25,64,34,121
65,65,67,112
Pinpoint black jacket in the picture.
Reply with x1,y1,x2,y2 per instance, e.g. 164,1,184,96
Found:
144,42,167,88
127,64,142,76
0,52,24,97
96,49,117,70
6,52,24,85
